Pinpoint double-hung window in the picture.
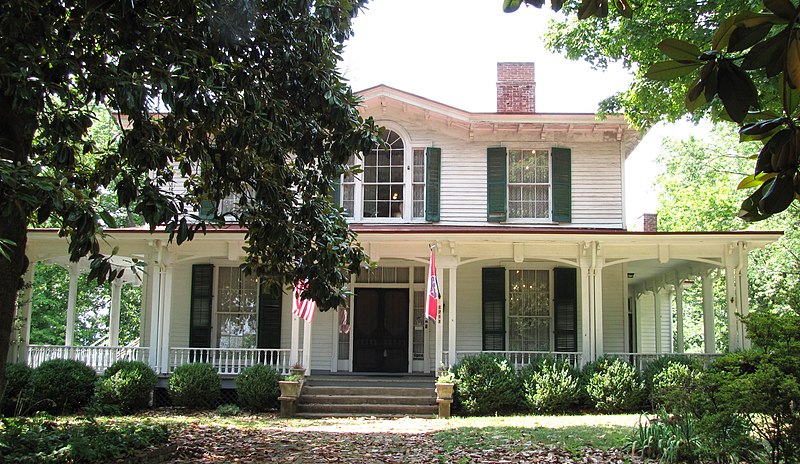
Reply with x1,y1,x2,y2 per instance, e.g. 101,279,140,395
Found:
508,149,550,219
339,129,441,221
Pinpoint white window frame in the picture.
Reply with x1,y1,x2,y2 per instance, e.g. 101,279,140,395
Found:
506,148,553,223
505,266,554,352
340,124,427,222
210,262,259,349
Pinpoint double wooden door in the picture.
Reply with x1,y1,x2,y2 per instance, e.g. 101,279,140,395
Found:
353,288,409,372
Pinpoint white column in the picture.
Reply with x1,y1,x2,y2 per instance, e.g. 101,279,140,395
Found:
435,265,444,372
109,280,122,347
158,264,173,372
447,267,458,367
147,249,162,370
302,319,312,373
593,258,605,358
12,261,35,364
725,264,738,351
674,281,684,353
654,289,662,353
702,270,716,354
290,313,300,367
65,262,79,346
738,245,751,349
579,257,592,363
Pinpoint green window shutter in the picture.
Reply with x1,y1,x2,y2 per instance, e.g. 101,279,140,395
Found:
331,176,341,206
553,267,577,352
257,281,283,349
425,147,441,222
487,147,507,222
190,264,213,348
482,267,506,350
551,147,571,222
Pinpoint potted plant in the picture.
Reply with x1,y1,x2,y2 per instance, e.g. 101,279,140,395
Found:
435,369,455,400
278,373,304,398
289,362,306,378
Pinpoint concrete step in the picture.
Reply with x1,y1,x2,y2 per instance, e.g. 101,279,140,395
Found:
300,394,435,405
301,385,435,397
296,402,437,416
294,411,437,419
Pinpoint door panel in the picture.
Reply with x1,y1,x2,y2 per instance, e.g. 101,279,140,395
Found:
353,288,409,372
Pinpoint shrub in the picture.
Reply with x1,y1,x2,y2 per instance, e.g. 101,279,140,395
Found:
215,403,241,416
451,354,522,415
92,361,158,414
628,409,701,463
584,357,645,413
650,361,702,413
641,355,701,399
29,359,96,414
520,358,581,413
168,363,220,409
2,363,33,416
235,364,280,412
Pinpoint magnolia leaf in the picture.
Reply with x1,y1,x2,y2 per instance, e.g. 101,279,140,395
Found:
760,173,795,214
737,172,777,189
717,60,759,123
98,210,118,228
787,86,800,117
742,29,789,71
657,39,702,61
764,0,797,20
713,12,777,50
613,0,633,18
728,22,774,53
645,60,703,81
755,128,792,173
503,0,522,12
550,0,566,11
739,118,786,141
686,88,707,112
577,0,598,19
787,30,800,88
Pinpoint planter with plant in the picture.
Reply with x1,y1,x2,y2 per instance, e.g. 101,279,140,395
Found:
278,373,304,418
436,368,455,419
289,362,306,378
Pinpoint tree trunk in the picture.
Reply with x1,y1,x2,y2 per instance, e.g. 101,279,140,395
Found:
0,216,29,405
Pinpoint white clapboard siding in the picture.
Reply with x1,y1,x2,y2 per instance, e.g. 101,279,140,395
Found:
310,309,334,371
571,143,623,226
168,264,192,349
637,294,656,353
601,264,626,353
660,289,673,352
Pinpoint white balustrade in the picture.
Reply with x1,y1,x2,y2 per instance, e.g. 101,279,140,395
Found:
454,351,583,369
168,347,295,375
604,352,722,370
27,345,150,373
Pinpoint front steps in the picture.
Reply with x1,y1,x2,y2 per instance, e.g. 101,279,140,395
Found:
295,375,437,418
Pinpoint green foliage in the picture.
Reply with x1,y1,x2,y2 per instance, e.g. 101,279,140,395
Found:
584,357,646,413
628,410,701,463
0,415,168,463
649,361,702,413
235,364,280,412
520,358,582,413
92,361,157,414
451,354,522,415
215,404,241,417
168,363,220,409
29,359,96,414
1,363,33,416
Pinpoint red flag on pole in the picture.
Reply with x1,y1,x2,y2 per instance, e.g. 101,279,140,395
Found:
292,280,316,323
425,248,440,321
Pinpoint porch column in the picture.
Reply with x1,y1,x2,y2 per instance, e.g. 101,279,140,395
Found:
289,313,300,367
435,264,444,372
654,289,662,353
147,246,162,370
302,318,312,374
15,260,35,364
579,256,592,363
674,281,684,353
109,279,122,347
725,262,739,352
447,267,457,368
65,261,79,346
158,262,173,373
738,243,751,349
702,270,716,354
593,258,605,359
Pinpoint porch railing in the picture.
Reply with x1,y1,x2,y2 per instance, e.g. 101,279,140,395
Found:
450,351,583,370
605,352,723,370
168,347,294,375
27,345,150,373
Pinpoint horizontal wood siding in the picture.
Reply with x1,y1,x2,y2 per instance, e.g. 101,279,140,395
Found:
637,294,656,353
456,261,490,353
571,143,623,226
601,264,625,353
169,264,192,349
660,289,673,353
310,309,334,372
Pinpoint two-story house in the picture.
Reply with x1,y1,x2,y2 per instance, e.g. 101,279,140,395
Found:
15,63,780,378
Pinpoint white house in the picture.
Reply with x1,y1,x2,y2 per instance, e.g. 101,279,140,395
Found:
11,63,781,377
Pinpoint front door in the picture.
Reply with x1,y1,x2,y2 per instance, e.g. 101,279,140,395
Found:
353,288,409,372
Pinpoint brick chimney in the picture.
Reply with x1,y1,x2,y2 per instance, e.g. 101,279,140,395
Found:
497,62,536,113
638,213,658,232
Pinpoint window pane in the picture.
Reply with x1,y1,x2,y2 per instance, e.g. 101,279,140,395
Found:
508,149,550,219
508,269,550,351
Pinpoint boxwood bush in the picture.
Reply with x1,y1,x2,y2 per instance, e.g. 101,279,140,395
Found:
452,354,522,415
29,359,96,414
650,360,702,412
584,357,645,413
168,363,220,409
641,355,700,401
93,360,158,414
520,358,582,413
2,363,33,416
236,364,280,412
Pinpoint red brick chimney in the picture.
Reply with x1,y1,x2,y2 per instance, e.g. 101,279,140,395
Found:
639,213,658,232
497,62,536,113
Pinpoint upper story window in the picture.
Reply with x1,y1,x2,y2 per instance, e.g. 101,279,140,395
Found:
341,129,440,222
487,146,571,223
508,149,550,219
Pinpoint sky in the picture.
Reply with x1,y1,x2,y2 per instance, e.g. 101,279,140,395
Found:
339,0,668,227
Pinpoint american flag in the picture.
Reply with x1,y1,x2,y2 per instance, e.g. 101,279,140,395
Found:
292,280,316,323
425,248,440,321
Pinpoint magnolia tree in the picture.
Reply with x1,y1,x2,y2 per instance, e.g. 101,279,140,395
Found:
0,0,379,402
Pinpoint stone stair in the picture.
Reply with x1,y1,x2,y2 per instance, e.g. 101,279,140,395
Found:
295,375,437,418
